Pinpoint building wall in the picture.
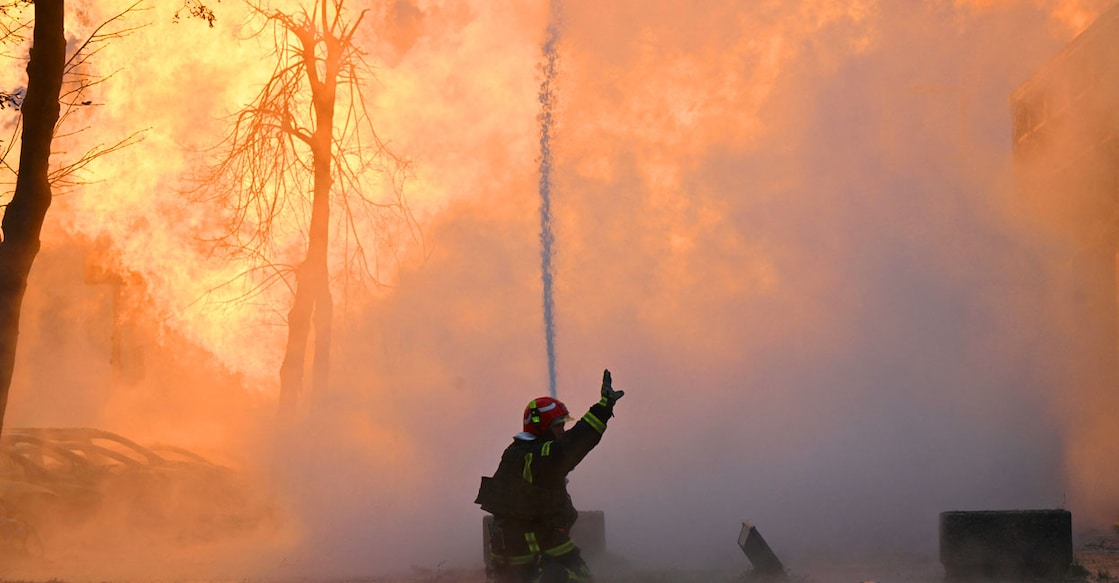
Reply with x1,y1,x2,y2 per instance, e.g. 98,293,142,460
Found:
1011,5,1119,526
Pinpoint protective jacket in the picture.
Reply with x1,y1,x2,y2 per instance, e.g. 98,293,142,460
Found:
475,401,614,529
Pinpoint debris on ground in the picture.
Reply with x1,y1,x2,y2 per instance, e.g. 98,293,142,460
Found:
0,427,277,560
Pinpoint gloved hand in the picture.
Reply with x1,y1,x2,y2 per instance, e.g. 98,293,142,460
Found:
599,368,624,406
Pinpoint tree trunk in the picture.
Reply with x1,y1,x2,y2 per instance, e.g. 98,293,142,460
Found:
276,18,339,420
278,262,314,419
307,76,335,401
0,1,65,435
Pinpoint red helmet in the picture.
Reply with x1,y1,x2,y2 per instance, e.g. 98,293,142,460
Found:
523,397,570,436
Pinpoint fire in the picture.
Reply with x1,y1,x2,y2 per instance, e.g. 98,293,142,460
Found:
0,0,1117,576
34,0,1092,394
953,0,1112,35
1046,0,1113,34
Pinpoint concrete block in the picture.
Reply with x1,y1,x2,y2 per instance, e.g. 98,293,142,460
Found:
571,510,606,557
738,519,787,578
939,509,1072,580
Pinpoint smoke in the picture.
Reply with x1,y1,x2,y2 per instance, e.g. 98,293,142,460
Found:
1,0,1118,579
1007,0,1119,528
538,0,561,398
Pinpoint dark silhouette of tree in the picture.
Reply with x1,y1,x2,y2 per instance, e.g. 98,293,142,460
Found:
196,0,413,420
0,0,64,435
0,1,143,433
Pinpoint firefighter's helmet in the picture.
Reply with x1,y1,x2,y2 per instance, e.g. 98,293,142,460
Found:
523,397,570,436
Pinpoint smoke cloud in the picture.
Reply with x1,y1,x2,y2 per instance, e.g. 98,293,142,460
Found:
1,0,1117,579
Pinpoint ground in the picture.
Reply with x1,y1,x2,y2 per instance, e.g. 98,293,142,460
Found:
2,529,1119,582
409,529,1119,583
1072,529,1119,582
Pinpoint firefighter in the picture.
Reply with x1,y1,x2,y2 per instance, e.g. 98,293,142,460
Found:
475,369,625,583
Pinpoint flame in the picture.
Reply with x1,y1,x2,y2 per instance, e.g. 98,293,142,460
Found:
41,0,1090,399
2,0,1119,576
1046,0,1114,34
953,0,1113,35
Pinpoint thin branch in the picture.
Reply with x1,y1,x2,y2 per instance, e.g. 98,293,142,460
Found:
173,0,219,28
189,0,420,311
47,129,146,195
64,2,148,70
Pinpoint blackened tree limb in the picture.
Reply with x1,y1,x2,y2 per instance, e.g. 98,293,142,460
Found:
0,0,64,434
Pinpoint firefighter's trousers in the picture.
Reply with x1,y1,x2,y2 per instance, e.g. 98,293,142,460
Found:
487,519,592,583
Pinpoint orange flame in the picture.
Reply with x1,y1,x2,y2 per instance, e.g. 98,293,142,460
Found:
2,0,1118,576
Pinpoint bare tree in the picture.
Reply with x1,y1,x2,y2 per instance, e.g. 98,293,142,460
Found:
0,1,144,433
0,0,64,435
196,0,413,420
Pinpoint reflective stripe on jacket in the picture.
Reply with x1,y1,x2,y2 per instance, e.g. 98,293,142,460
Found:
476,401,614,528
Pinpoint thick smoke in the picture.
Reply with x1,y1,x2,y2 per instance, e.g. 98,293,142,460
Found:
1,0,1117,579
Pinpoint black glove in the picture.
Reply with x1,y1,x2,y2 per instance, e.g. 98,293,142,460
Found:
599,369,624,406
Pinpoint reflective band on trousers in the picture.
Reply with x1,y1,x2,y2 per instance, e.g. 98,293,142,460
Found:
544,538,576,557
582,412,606,434
541,441,553,456
492,551,537,566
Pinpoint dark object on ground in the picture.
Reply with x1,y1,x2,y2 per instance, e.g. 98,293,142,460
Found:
738,519,787,579
571,510,605,557
482,510,606,568
940,509,1072,580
